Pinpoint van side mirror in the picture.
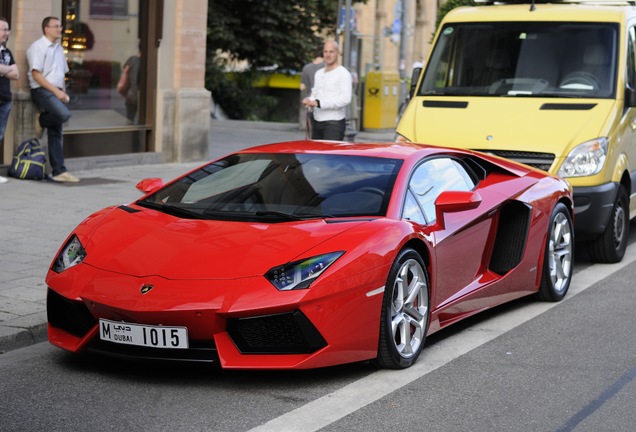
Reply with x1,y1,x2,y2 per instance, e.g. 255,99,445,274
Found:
626,85,636,108
409,67,422,99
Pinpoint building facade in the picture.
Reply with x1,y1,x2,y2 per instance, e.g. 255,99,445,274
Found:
350,0,439,77
1,0,210,171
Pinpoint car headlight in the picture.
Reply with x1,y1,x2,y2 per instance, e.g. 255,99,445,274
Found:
557,138,607,178
265,252,344,291
52,235,87,273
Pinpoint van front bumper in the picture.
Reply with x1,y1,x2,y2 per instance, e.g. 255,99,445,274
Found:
572,182,618,241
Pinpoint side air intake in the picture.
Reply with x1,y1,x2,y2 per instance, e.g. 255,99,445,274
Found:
489,201,531,275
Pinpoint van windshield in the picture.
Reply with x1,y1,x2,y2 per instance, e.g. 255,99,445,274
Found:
419,22,618,98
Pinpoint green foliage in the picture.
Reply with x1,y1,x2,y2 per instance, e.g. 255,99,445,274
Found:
206,60,277,121
206,0,365,120
435,0,477,31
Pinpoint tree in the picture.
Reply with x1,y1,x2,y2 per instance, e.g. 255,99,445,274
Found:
207,0,342,71
206,0,364,120
434,0,476,32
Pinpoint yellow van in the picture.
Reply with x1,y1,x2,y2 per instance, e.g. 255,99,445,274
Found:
396,0,636,263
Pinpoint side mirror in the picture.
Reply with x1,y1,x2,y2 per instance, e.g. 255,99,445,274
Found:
136,177,164,194
434,190,482,229
626,85,636,108
409,67,422,99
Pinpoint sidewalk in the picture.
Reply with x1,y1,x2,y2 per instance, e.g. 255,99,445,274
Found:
0,119,395,353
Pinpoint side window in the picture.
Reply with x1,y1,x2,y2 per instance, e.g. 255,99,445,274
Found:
403,191,426,224
405,157,476,222
628,26,636,90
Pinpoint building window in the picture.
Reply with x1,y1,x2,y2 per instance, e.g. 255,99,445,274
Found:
58,0,153,157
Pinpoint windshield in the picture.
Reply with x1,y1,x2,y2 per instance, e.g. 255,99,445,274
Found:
419,22,618,98
137,153,403,221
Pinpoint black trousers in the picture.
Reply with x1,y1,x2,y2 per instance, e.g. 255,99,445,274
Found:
310,118,346,141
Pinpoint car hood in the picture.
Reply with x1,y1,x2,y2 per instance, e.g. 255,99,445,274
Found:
407,98,614,161
82,205,367,279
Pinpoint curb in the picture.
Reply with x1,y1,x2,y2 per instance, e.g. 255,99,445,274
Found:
0,322,48,354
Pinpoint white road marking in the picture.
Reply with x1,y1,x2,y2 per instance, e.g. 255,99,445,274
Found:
248,246,636,432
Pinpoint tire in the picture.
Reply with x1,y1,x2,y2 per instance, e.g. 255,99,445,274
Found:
537,203,574,302
588,185,629,264
376,248,429,369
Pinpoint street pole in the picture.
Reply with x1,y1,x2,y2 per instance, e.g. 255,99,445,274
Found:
344,0,352,70
399,0,407,78
342,0,357,139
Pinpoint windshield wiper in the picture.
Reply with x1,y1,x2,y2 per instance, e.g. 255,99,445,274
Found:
254,210,304,221
136,200,204,219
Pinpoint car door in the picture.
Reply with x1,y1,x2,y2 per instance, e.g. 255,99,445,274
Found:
403,156,508,316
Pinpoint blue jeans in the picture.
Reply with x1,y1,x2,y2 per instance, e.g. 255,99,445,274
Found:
0,99,12,141
31,88,71,176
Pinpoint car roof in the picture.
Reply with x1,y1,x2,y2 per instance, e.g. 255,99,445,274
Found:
235,140,451,161
231,140,538,178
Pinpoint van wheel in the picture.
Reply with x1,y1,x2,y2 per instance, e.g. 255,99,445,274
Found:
588,185,629,263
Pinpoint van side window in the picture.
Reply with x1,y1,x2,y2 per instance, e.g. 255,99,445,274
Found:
627,27,636,90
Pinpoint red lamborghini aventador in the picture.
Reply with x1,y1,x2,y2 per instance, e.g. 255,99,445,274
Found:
46,140,574,369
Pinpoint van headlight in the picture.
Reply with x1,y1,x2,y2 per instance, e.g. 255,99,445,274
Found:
557,138,607,178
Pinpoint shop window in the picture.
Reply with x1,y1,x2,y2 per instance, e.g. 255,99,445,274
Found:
62,0,145,130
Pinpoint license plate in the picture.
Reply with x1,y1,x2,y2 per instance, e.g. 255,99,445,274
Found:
99,319,189,349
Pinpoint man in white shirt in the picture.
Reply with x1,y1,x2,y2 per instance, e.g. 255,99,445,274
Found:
302,40,352,141
27,16,78,183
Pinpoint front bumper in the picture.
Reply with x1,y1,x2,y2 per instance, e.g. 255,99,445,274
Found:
572,182,618,241
45,258,384,369
47,288,327,364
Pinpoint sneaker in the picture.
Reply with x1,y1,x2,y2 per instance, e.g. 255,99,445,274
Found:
34,112,43,138
0,175,7,184
52,172,80,183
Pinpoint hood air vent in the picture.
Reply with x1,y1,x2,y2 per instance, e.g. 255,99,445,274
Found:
423,100,469,108
540,103,596,111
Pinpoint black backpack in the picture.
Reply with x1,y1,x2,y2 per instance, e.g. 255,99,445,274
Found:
9,138,47,180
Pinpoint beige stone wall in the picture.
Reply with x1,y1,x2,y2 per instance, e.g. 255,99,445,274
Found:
173,1,208,88
157,0,210,163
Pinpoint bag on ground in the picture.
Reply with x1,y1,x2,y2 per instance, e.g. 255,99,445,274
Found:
9,138,47,180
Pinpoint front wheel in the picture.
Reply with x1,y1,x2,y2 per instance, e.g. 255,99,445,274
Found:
537,203,574,302
588,185,629,264
376,248,429,369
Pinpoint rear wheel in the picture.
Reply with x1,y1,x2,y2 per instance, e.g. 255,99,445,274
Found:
537,203,573,302
588,185,629,263
376,248,429,369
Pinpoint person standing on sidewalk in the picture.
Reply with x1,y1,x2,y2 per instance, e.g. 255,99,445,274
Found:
298,46,324,133
0,17,18,184
302,39,352,141
26,16,79,183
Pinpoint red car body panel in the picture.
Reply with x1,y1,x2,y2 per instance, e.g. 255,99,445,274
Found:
46,140,573,369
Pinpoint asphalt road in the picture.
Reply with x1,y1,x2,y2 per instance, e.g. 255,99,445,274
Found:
1,225,635,432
